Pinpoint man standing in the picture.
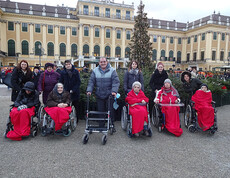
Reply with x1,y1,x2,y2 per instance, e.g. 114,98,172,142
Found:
32,66,41,90
87,57,120,129
59,60,81,120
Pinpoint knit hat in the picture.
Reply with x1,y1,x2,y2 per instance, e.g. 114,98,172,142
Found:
132,81,142,89
23,81,35,91
164,79,172,85
45,63,54,69
34,66,40,70
201,83,208,90
157,62,164,67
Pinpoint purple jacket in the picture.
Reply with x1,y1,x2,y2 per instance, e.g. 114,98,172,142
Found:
38,70,60,104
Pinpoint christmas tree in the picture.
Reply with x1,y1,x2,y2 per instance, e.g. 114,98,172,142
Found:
129,0,152,68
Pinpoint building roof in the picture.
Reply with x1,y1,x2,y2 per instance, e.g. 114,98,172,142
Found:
0,0,78,20
148,13,230,32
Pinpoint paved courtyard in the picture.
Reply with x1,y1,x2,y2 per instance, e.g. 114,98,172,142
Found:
0,85,229,177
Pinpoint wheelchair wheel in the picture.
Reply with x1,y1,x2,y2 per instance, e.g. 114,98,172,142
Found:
148,127,153,137
188,124,196,133
184,105,192,128
70,106,77,131
63,128,71,137
151,105,159,127
82,134,89,144
209,130,216,135
41,127,47,137
32,127,38,137
121,106,128,130
158,126,162,132
126,122,132,138
101,135,107,145
38,105,45,130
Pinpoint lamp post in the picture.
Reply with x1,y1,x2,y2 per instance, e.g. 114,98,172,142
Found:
38,44,45,67
15,52,20,64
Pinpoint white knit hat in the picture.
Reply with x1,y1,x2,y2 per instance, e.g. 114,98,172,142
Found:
164,79,172,85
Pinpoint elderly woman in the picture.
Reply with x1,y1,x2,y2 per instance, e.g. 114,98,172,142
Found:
155,79,183,137
38,63,60,104
6,82,40,141
11,60,32,102
125,81,149,137
44,83,71,133
191,84,214,131
124,60,144,94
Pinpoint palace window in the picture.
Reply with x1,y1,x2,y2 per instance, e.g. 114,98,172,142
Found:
105,8,110,18
60,26,65,35
106,29,110,38
83,5,89,15
117,30,121,39
126,31,131,40
71,44,77,57
47,42,54,56
35,24,40,33
94,7,99,16
116,9,121,19
22,23,28,32
48,25,53,34
84,26,89,36
21,40,29,55
8,22,14,31
126,11,130,20
8,40,15,56
60,43,66,56
95,28,100,37
72,27,77,36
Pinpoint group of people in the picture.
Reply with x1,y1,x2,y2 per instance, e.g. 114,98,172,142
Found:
5,57,216,140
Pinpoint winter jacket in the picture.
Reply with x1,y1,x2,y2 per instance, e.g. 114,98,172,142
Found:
11,67,32,102
87,63,120,99
46,90,71,107
31,72,41,90
59,65,81,101
14,89,40,108
38,70,60,104
124,69,144,93
149,69,168,92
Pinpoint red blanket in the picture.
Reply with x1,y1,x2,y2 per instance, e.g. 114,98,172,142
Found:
157,88,183,137
125,90,149,134
192,90,214,131
7,107,35,141
44,106,72,131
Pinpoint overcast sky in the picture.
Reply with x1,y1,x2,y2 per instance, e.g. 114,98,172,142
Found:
8,0,230,22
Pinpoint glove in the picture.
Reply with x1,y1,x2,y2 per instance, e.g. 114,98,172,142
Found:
17,105,28,111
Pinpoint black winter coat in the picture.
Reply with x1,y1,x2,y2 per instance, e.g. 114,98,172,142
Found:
11,68,32,102
149,69,168,92
124,70,144,93
14,90,40,108
31,72,41,90
46,90,71,107
59,65,81,101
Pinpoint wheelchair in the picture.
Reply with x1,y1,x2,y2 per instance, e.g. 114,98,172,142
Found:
151,103,184,132
121,103,152,137
4,104,40,138
38,103,77,137
184,100,218,135
82,95,115,145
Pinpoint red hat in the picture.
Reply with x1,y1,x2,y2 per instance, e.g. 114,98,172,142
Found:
157,62,164,67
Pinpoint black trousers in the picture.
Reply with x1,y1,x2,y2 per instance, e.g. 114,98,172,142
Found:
96,96,115,126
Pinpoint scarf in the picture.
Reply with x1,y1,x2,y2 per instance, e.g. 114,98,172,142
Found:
129,69,139,75
66,69,73,78
162,85,179,97
45,70,54,75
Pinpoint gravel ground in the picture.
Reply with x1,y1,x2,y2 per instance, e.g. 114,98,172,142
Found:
0,86,229,178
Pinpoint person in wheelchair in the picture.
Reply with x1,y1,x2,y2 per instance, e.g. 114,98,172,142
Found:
191,84,215,131
125,81,149,137
6,81,40,141
44,83,72,134
154,79,183,137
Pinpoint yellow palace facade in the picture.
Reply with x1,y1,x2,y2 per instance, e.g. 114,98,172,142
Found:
0,0,230,71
